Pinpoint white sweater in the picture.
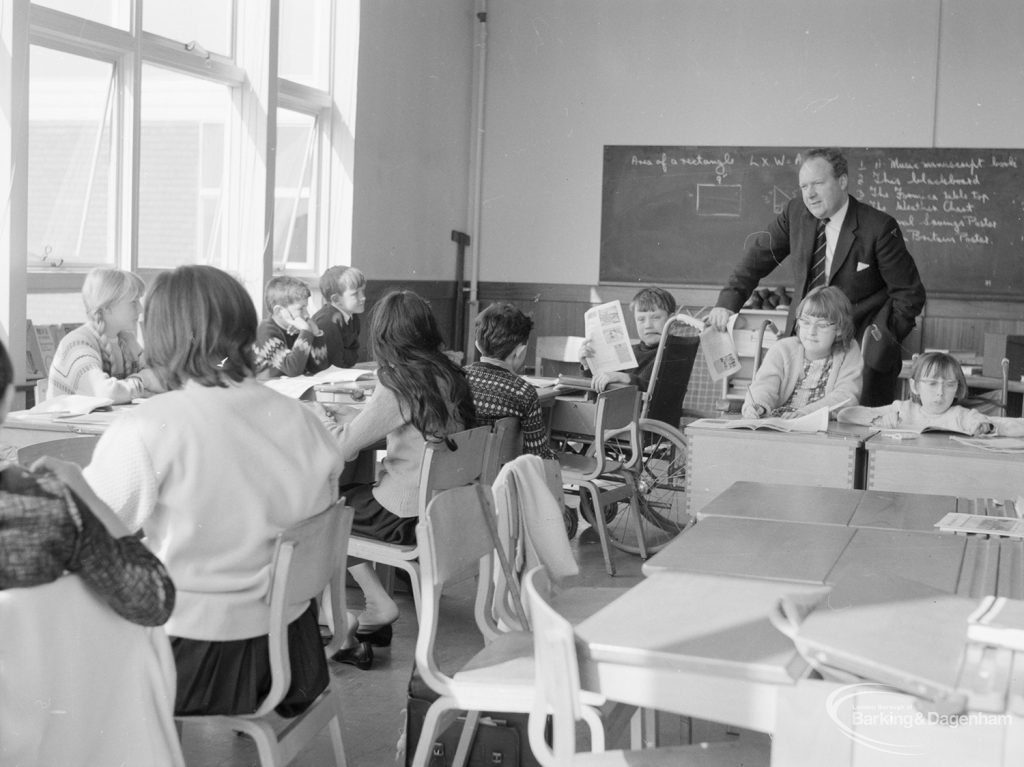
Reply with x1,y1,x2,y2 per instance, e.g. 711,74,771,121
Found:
83,379,345,641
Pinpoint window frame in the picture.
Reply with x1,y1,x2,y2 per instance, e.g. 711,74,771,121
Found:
2,0,354,396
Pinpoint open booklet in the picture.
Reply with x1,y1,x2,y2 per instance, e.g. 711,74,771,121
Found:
261,366,378,399
689,405,829,434
583,301,638,375
21,394,115,418
935,512,1024,539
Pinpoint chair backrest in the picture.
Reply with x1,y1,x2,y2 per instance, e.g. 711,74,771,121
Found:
750,319,781,376
482,416,523,485
17,435,100,468
478,456,568,640
643,314,703,425
417,425,492,512
534,336,583,378
259,499,353,718
590,385,641,475
415,483,500,694
0,575,185,767
523,566,579,767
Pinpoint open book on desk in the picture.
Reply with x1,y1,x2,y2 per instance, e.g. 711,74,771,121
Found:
689,406,829,434
261,366,378,400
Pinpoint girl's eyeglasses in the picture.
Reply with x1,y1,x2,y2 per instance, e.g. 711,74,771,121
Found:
796,316,836,332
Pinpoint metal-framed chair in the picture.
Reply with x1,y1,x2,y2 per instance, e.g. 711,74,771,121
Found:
410,484,623,767
553,385,643,575
175,501,354,767
346,426,492,617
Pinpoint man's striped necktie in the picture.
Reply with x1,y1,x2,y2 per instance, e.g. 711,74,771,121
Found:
808,217,830,289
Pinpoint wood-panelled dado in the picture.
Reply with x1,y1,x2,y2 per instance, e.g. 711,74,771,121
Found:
362,280,1024,369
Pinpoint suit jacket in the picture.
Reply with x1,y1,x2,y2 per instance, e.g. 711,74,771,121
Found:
716,196,926,371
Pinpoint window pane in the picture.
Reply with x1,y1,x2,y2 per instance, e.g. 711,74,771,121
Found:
139,65,230,269
279,0,330,89
143,0,232,56
28,47,116,269
32,0,128,29
275,110,316,269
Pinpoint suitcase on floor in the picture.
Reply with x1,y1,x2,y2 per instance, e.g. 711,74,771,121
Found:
405,667,543,767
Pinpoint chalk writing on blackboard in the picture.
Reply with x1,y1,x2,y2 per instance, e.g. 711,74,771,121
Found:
600,146,1024,296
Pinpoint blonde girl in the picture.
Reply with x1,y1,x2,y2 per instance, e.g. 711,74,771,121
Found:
48,268,162,403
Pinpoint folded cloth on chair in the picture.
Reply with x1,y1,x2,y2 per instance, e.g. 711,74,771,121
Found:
492,454,578,581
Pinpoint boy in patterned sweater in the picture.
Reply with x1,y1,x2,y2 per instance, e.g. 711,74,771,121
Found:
254,276,330,378
465,302,556,459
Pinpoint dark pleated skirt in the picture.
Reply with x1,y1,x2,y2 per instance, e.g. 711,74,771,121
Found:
342,482,418,546
171,600,328,718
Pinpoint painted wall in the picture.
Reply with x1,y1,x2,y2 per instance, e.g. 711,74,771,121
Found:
477,0,1024,288
351,0,476,281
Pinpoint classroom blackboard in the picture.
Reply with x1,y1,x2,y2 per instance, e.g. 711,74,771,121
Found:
600,146,1024,297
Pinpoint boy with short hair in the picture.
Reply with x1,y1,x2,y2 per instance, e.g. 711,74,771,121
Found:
580,285,690,393
465,302,556,459
254,275,329,378
312,266,366,368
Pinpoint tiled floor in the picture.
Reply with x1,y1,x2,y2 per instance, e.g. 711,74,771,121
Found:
178,523,645,767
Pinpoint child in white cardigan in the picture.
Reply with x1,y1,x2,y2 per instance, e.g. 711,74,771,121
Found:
743,286,863,419
837,351,1024,436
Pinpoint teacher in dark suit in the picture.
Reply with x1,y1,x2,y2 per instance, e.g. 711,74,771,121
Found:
708,147,927,406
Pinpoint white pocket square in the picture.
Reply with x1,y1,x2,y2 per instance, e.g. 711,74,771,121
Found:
856,262,871,272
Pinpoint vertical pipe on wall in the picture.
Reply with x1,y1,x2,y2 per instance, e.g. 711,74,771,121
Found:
930,0,944,148
465,0,487,355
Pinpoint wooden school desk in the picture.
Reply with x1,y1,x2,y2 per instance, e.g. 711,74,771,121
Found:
696,480,964,532
683,421,875,517
2,407,124,450
864,430,1024,500
575,572,825,733
645,512,1024,598
575,512,1024,761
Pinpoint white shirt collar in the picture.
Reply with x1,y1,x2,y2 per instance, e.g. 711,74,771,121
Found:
826,197,850,234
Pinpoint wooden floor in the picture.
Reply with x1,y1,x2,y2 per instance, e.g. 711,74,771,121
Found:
178,520,645,767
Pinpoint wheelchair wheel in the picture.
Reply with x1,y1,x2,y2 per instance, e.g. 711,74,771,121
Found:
579,419,691,555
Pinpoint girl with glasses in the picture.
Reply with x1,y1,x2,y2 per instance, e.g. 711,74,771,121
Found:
743,286,862,419
837,351,1024,436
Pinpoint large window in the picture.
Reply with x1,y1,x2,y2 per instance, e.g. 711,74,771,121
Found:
279,0,331,89
4,0,355,387
20,0,346,283
138,65,231,268
275,108,317,271
143,0,232,57
28,46,116,269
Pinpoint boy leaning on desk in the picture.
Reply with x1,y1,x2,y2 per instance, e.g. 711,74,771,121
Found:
254,275,330,379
